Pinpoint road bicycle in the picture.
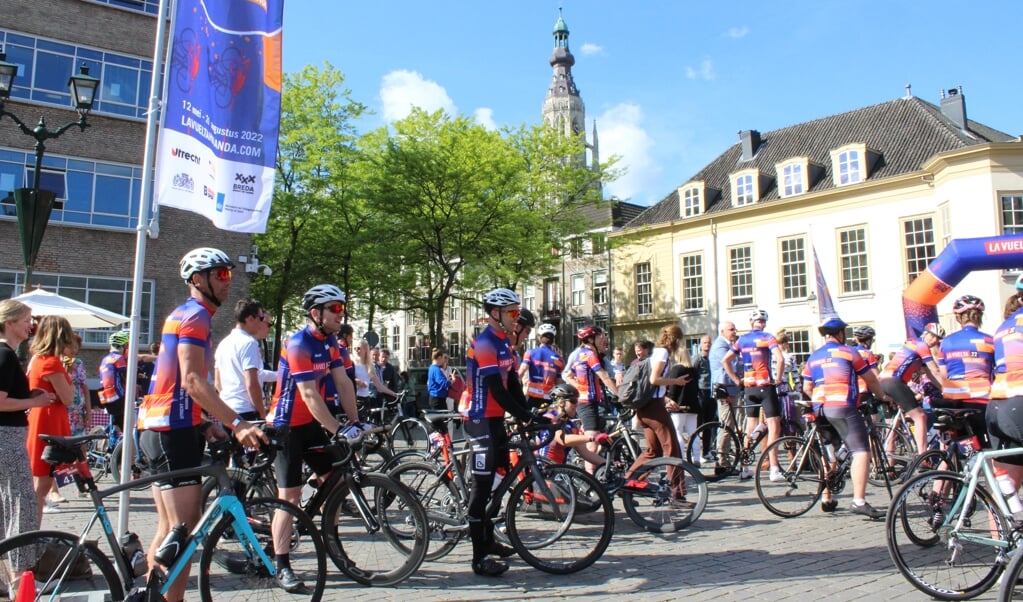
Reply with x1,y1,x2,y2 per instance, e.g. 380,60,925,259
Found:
754,404,895,518
85,423,121,483
388,420,615,574
904,407,984,477
685,397,796,481
359,390,432,457
0,432,326,601
886,446,1023,600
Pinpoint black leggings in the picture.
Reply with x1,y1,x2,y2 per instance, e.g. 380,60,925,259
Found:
464,417,510,523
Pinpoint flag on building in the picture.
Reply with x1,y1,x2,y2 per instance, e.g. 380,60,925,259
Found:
154,0,283,233
812,244,838,319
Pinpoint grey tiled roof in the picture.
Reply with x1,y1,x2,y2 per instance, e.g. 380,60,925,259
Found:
625,95,1016,228
576,198,648,229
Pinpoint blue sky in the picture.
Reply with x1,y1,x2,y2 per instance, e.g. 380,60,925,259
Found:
283,1,1022,207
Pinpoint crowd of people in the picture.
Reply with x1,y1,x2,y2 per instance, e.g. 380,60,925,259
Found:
4,244,1023,595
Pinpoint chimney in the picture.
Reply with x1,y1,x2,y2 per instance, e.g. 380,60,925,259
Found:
940,86,968,130
739,130,761,162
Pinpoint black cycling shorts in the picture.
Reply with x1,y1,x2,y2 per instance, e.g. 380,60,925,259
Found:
464,416,510,477
274,422,342,488
881,378,921,413
822,405,870,454
138,426,204,489
575,401,602,432
986,397,1023,465
744,385,780,419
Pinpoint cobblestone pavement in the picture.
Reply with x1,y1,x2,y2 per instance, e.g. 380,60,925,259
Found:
42,472,1002,601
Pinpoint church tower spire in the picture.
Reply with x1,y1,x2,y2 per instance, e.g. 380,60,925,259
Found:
542,9,585,139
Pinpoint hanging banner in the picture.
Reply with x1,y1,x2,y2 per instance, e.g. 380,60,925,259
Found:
812,244,838,319
154,0,283,233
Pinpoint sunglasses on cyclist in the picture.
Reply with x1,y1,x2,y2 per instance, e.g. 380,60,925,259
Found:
323,302,346,315
210,267,233,281
502,308,521,320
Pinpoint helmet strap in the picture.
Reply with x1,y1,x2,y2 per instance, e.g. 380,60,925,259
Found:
194,272,223,307
310,305,329,336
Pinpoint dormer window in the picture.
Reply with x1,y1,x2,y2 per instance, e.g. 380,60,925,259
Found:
681,184,703,218
735,174,754,205
780,161,805,197
830,143,879,186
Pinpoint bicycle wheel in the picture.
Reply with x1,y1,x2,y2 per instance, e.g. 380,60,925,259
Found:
870,423,915,486
199,497,325,601
388,418,432,455
907,449,951,476
887,470,1009,600
505,463,614,574
755,435,824,518
200,466,278,511
0,530,122,601
388,460,466,561
687,422,739,479
321,472,428,586
621,457,708,532
999,539,1023,601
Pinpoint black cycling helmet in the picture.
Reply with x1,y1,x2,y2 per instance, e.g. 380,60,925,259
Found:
517,307,536,328
853,325,876,340
549,383,579,403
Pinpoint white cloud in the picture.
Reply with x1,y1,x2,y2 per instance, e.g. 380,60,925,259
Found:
580,42,603,56
685,58,715,81
473,107,497,130
594,103,661,203
727,26,749,39
379,69,456,121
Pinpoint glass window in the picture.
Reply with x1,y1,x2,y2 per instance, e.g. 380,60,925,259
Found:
570,237,583,259
92,0,160,15
101,64,140,109
1001,194,1023,235
0,270,154,347
571,274,585,306
591,234,606,255
734,174,754,206
447,296,459,321
839,227,870,293
391,329,401,353
522,285,536,311
592,270,608,305
635,262,652,316
780,237,807,300
681,253,703,311
683,187,701,217
782,163,804,197
787,329,812,366
729,246,753,307
903,216,936,284
838,150,862,185
544,278,560,316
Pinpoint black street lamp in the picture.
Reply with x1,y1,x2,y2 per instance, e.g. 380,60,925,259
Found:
0,48,100,292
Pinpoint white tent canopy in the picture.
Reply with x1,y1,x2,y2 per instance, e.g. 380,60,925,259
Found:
14,288,130,329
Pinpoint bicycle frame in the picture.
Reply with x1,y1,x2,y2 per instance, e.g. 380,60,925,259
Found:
938,447,1023,551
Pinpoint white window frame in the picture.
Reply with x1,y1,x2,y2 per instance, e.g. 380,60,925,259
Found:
635,262,652,316
681,253,704,311
571,273,586,306
831,144,865,186
728,245,754,307
779,236,808,301
592,270,608,305
837,226,870,294
681,184,702,218
732,171,757,206
902,215,936,285
777,159,807,197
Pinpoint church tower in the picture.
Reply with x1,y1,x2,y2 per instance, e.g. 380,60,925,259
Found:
541,10,599,171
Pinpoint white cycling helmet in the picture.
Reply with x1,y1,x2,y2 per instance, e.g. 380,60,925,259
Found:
749,308,769,323
303,284,346,311
537,323,557,337
482,288,520,310
180,247,234,281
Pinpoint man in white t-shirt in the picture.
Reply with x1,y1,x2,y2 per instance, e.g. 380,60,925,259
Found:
215,299,276,421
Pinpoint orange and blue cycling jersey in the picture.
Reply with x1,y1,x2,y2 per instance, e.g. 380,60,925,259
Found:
138,297,214,432
731,329,779,387
521,344,565,400
992,308,1023,399
538,409,577,464
460,325,517,420
854,343,878,397
801,341,870,407
329,341,356,414
568,346,606,404
880,338,934,384
98,351,127,405
269,326,342,428
937,325,994,401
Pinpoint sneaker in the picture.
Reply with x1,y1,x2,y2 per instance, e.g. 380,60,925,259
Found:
472,557,509,577
739,467,754,480
42,501,63,514
486,541,516,558
46,492,67,504
821,500,838,513
276,567,304,593
849,502,885,519
769,468,785,482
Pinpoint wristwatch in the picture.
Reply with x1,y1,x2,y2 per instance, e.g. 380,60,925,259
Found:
231,416,243,429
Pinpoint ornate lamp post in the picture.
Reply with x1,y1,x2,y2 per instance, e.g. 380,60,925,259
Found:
0,48,100,292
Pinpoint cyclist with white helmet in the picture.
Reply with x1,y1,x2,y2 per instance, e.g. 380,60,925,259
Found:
879,321,945,454
722,308,786,481
988,276,1023,505
98,330,131,429
937,295,994,447
459,288,541,577
267,283,362,592
137,248,266,602
519,322,565,409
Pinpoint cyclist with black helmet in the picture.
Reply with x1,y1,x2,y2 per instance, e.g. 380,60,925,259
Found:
851,326,881,410
937,295,994,447
566,324,619,473
510,307,535,357
137,248,267,602
519,322,565,410
267,283,363,592
539,383,611,466
879,321,945,454
98,330,131,430
802,316,894,518
722,308,786,481
459,288,541,577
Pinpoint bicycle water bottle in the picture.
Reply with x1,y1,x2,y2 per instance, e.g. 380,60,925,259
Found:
835,445,849,462
996,473,1023,514
154,523,189,567
429,431,444,449
120,532,147,577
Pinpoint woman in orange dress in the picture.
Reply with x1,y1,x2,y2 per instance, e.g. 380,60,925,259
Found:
26,316,76,525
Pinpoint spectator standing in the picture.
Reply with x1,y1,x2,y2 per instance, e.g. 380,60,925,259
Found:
427,347,454,411
709,321,740,476
693,335,715,460
215,299,276,422
377,348,400,405
64,334,91,437
609,346,625,387
665,345,702,463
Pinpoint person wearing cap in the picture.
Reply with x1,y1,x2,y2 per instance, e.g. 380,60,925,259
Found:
879,321,945,455
519,322,564,410
802,316,894,519
137,248,267,602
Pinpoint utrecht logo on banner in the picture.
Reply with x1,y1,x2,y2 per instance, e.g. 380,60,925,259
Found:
153,0,283,234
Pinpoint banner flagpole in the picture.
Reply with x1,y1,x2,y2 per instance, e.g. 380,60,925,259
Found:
812,243,838,320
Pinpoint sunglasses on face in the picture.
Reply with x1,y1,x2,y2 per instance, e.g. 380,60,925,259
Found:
257,313,269,323
323,302,346,315
502,308,521,320
211,267,233,281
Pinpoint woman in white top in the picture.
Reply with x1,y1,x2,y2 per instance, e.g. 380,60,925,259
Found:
353,340,397,418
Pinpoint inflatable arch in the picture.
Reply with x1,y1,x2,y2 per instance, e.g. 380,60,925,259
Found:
902,234,1023,338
